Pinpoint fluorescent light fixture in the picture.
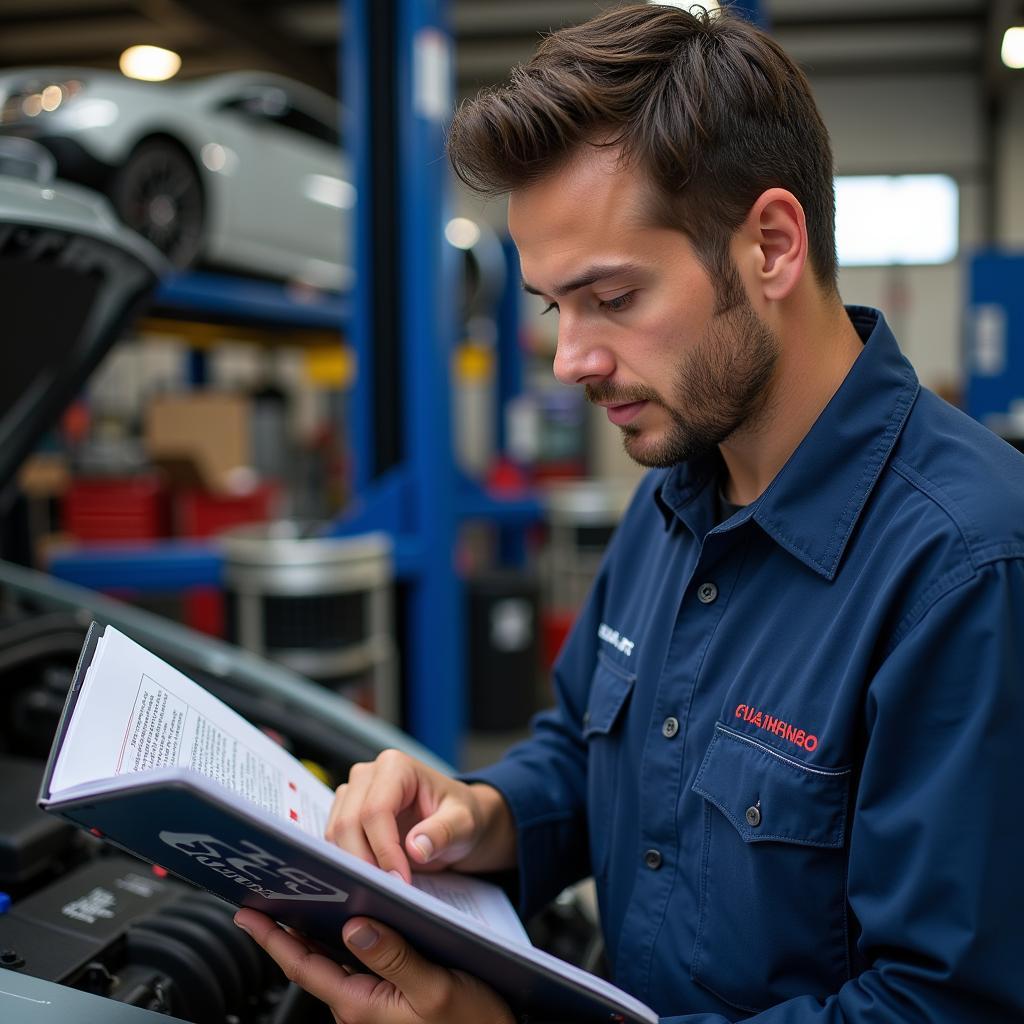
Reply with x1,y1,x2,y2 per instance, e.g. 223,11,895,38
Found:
835,174,958,266
445,217,481,250
119,45,181,82
1002,26,1024,69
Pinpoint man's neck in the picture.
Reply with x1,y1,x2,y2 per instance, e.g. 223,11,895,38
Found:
719,295,864,507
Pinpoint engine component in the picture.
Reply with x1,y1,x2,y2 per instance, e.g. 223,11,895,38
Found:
0,855,282,1022
0,755,80,895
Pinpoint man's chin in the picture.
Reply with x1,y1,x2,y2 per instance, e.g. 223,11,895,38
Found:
620,425,717,468
621,429,680,469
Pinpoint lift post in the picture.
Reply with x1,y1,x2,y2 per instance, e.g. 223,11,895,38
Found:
339,0,463,763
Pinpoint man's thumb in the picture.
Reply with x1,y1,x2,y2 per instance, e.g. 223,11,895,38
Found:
406,803,475,866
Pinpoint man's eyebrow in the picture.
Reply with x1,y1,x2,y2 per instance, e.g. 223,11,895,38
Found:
521,263,641,299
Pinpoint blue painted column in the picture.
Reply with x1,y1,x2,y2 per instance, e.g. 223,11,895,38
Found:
495,238,523,456
397,0,463,761
344,0,463,763
343,0,375,495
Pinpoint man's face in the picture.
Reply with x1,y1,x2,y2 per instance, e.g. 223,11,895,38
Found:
508,145,779,467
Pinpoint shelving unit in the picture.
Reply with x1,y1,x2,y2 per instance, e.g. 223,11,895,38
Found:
154,270,351,331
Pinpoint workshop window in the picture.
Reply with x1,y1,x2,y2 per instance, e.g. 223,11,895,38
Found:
835,174,959,267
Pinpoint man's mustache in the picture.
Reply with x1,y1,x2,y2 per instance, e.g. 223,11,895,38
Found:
585,382,662,406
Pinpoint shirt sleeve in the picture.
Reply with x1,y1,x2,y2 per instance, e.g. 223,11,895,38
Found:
658,556,1024,1023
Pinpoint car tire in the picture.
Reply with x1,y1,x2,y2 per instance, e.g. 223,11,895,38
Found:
109,138,204,268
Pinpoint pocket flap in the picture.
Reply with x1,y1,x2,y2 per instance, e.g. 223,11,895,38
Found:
692,726,849,848
582,655,635,739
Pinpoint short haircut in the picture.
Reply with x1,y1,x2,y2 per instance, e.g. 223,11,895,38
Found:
447,3,838,295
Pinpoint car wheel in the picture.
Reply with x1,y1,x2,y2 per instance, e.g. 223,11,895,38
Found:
110,138,204,268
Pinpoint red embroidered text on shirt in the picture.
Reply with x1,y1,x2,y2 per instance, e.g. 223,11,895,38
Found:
734,704,819,752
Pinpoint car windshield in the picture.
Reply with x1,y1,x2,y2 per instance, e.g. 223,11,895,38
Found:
218,85,340,147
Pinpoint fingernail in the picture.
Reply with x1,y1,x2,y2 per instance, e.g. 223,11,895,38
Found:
347,923,379,950
233,915,252,936
388,869,404,881
412,834,433,861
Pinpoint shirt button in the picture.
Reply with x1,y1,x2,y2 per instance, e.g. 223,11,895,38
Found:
697,582,718,604
745,805,762,828
661,716,679,738
582,711,590,729
644,849,663,870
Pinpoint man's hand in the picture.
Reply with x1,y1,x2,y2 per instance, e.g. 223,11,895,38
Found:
326,749,516,882
234,908,515,1024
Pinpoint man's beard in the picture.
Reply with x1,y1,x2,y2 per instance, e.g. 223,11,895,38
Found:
586,296,780,468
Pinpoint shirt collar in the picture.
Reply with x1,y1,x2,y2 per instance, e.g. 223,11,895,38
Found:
654,306,920,578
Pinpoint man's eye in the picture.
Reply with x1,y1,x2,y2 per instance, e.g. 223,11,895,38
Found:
600,292,635,313
541,302,559,315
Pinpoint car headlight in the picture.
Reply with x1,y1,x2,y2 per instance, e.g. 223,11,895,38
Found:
0,79,85,125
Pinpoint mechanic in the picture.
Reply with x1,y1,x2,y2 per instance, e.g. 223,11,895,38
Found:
234,5,1024,1021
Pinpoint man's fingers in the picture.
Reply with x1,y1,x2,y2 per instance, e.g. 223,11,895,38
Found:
358,753,427,880
326,771,387,870
342,917,453,1020
235,909,362,1008
326,755,421,881
360,780,411,880
238,910,515,1024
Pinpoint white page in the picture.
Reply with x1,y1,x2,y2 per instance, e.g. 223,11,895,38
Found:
51,626,335,837
411,873,530,945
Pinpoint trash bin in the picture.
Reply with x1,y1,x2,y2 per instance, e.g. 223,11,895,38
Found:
467,570,541,732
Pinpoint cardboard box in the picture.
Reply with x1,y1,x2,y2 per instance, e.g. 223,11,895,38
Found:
144,393,252,494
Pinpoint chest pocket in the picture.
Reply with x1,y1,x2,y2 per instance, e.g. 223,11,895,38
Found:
582,653,635,881
690,725,852,1013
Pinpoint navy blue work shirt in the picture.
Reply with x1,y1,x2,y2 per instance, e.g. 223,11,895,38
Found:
469,307,1024,1021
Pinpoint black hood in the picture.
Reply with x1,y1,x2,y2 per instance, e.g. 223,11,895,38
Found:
0,141,167,505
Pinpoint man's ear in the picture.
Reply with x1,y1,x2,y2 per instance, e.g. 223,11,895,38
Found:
738,187,808,302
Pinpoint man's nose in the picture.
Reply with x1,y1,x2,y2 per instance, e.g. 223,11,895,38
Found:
552,318,615,386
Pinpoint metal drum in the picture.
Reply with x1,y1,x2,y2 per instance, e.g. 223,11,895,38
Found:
541,480,635,615
222,524,397,722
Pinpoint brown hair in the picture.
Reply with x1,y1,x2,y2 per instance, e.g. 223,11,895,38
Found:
447,3,838,295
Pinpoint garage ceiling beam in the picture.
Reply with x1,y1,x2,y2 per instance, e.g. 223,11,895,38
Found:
148,0,336,94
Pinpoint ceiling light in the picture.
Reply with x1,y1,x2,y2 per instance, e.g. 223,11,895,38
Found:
40,85,63,112
1003,27,1024,69
119,45,182,82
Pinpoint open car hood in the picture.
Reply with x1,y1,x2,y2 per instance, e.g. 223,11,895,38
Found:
0,141,167,500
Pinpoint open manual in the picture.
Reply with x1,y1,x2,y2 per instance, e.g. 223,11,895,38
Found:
39,623,657,1024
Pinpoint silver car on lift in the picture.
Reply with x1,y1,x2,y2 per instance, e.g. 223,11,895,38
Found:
0,68,353,289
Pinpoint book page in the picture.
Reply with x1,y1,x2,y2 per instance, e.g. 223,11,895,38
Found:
51,627,335,838
411,872,530,945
